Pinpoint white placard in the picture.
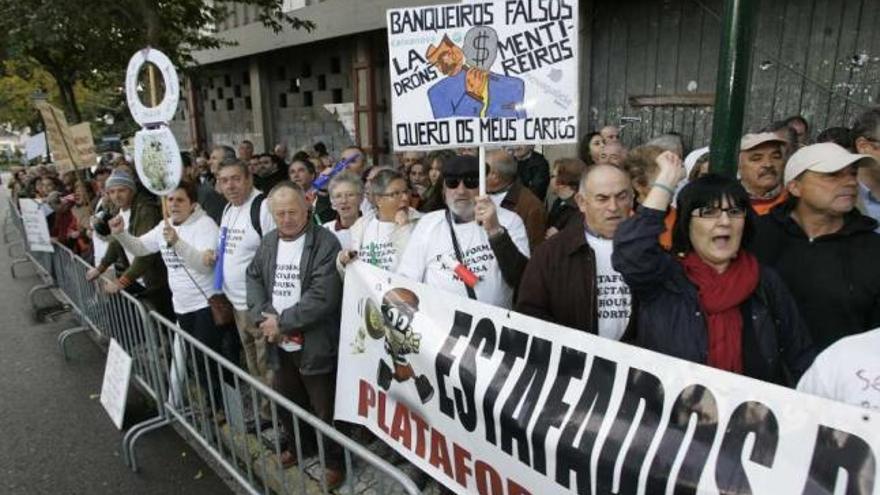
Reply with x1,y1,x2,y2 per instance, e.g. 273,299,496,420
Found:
18,199,54,253
387,0,579,149
125,48,180,126
336,263,880,495
133,127,183,196
100,339,133,430
25,132,47,161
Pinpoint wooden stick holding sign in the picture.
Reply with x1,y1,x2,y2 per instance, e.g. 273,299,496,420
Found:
146,63,170,223
478,146,486,196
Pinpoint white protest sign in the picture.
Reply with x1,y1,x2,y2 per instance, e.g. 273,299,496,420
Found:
336,263,880,495
133,127,183,196
125,47,183,197
18,199,54,253
387,0,579,150
100,339,133,430
125,48,180,126
25,132,47,161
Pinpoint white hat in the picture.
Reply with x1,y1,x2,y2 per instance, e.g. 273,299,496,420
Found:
784,142,876,184
740,132,787,151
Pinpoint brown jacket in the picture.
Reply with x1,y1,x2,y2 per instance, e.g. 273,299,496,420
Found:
500,181,546,251
516,219,598,333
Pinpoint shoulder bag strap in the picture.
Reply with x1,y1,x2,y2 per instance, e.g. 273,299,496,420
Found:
445,210,477,300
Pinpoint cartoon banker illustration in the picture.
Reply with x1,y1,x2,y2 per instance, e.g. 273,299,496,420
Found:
425,27,526,120
362,287,434,404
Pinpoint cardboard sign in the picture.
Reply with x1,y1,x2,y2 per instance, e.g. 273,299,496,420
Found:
386,0,579,149
70,122,98,168
336,263,880,495
100,339,133,430
18,199,54,253
34,101,80,172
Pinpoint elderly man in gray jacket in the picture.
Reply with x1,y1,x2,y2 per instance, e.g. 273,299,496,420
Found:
245,181,345,488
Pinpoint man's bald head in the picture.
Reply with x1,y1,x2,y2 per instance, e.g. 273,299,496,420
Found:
577,165,634,238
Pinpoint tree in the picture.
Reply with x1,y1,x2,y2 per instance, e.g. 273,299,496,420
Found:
0,0,314,125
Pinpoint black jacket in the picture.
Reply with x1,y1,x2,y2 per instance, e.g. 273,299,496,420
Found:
516,151,550,202
613,208,816,385
752,203,880,350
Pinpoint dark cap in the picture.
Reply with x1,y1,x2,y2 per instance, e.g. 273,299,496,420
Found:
442,154,479,177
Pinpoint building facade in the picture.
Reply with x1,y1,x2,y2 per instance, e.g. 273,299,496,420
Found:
177,0,880,164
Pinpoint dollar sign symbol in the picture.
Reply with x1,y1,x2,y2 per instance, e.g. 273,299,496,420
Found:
472,31,490,67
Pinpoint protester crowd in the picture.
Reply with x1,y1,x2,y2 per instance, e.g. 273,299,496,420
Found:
10,108,880,487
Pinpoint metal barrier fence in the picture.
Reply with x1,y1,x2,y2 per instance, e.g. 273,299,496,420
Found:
148,311,421,495
5,198,57,310
2,196,422,495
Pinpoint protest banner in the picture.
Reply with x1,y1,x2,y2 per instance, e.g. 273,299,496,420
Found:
18,199,54,253
70,122,98,168
34,100,80,173
386,0,579,150
336,263,879,495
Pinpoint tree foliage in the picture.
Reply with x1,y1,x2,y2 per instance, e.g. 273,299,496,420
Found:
0,0,314,127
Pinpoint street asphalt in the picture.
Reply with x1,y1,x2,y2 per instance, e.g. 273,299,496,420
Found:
0,192,234,494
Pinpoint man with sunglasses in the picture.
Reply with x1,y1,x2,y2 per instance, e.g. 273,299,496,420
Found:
397,155,530,309
753,143,880,351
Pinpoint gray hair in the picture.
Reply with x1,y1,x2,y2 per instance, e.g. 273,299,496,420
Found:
488,149,518,179
646,134,684,155
212,145,236,161
328,171,364,196
267,181,307,211
370,169,406,195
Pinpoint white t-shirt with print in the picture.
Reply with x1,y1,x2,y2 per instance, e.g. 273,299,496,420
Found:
355,217,400,272
586,232,631,341
220,188,276,310
797,328,880,411
272,237,305,313
322,220,352,252
396,208,529,309
139,212,219,314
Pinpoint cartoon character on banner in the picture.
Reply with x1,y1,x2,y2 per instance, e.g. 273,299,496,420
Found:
354,287,434,404
426,26,526,120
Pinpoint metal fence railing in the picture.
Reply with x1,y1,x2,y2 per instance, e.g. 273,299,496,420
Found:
148,311,421,494
2,196,422,495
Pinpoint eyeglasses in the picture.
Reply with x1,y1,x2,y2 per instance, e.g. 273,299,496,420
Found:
375,189,410,199
692,205,748,219
444,176,479,189
330,192,360,202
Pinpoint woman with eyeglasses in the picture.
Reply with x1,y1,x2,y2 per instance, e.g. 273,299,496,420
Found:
337,169,421,275
612,151,815,384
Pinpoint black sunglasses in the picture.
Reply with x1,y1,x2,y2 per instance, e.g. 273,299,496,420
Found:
444,176,479,189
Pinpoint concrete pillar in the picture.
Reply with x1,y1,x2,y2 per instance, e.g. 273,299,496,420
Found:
248,57,274,153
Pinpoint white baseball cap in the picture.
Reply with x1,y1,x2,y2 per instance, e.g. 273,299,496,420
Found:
784,142,876,184
740,132,787,151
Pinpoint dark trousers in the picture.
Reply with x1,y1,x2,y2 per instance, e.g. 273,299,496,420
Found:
177,306,238,400
275,351,343,469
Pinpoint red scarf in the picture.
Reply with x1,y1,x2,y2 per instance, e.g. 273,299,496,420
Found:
680,251,759,373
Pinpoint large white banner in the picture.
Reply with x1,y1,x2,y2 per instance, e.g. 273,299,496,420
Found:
336,263,879,495
387,0,579,150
